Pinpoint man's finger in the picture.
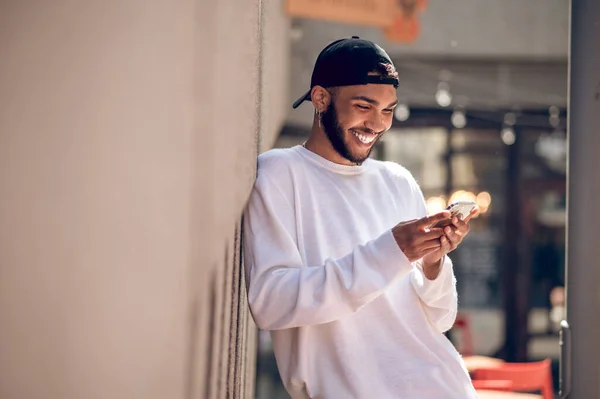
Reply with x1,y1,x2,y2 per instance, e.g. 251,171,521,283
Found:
418,211,451,228
440,235,451,249
441,236,453,253
415,228,445,243
418,238,443,252
444,226,460,242
399,219,418,226
450,217,468,233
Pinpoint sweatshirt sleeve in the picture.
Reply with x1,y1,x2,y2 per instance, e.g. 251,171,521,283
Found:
243,172,413,331
411,256,458,333
405,172,458,333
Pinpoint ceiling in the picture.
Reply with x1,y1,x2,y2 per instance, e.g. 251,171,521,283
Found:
286,4,569,128
392,58,567,110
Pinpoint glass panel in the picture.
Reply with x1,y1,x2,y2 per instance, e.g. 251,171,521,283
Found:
381,127,448,193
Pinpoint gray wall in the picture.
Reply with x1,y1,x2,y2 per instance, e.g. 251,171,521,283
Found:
0,1,289,398
565,0,600,397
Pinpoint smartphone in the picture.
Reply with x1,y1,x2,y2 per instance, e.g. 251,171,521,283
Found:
431,201,477,228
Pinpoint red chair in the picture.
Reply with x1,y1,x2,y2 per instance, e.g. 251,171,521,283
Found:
473,358,553,399
452,313,474,356
471,379,513,391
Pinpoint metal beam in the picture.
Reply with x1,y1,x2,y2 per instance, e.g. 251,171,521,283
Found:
501,126,530,362
391,108,567,131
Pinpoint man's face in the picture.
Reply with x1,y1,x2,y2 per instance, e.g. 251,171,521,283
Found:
321,83,397,164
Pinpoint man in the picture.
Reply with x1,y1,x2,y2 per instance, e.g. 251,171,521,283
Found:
243,36,479,399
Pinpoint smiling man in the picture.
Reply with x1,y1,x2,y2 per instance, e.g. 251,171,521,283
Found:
243,37,479,399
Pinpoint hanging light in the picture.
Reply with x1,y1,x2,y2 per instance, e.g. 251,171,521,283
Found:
476,191,492,213
451,109,467,128
500,112,517,145
535,129,567,173
435,82,452,108
501,126,516,145
290,25,304,41
503,112,517,126
549,105,560,128
426,196,447,215
394,104,410,122
450,189,477,204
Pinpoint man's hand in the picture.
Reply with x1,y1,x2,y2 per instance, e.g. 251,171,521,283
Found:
392,211,451,262
421,207,478,279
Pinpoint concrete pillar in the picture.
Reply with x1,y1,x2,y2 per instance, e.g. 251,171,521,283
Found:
564,0,600,397
0,1,289,398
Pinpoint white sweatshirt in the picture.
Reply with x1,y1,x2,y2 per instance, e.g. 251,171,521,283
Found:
243,145,478,399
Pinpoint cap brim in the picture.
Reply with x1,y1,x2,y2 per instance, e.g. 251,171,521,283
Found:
292,90,311,109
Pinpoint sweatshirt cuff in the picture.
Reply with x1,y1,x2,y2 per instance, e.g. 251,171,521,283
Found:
370,229,414,280
411,256,455,303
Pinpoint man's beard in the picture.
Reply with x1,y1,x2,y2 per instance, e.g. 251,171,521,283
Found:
321,102,378,165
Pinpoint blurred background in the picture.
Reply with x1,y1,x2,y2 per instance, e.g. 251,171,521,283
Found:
1,1,597,399
259,1,569,398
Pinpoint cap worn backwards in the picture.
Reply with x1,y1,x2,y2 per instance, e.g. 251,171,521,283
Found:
292,36,399,109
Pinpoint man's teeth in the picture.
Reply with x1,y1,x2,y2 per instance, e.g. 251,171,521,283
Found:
352,131,376,144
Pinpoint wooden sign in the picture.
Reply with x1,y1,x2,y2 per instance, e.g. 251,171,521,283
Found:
286,0,396,28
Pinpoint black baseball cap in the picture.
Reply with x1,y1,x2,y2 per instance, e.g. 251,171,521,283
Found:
292,36,399,109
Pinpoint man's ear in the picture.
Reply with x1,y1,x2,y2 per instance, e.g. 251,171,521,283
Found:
310,86,331,113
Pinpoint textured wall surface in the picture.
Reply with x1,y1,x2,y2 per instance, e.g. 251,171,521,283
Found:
0,1,289,398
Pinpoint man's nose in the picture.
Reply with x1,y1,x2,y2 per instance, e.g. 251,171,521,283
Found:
364,113,385,133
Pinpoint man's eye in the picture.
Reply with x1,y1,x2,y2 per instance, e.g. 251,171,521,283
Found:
383,109,394,114
356,104,369,110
